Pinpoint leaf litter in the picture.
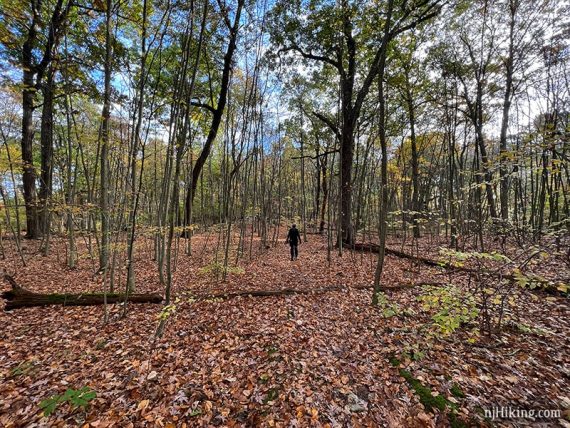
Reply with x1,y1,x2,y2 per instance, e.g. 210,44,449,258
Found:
0,233,568,427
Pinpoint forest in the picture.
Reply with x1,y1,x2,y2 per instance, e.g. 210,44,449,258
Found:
0,0,569,426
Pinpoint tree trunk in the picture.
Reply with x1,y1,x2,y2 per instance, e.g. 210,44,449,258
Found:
372,65,389,305
499,0,517,222
475,85,498,220
39,65,55,238
21,41,39,239
319,153,328,233
99,0,113,271
446,90,458,249
406,80,420,238
125,0,149,292
340,113,355,245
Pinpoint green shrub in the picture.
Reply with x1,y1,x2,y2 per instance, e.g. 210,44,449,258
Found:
198,261,244,276
39,387,96,416
418,285,478,337
373,291,400,318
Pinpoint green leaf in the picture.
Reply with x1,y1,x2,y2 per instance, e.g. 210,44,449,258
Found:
39,397,59,416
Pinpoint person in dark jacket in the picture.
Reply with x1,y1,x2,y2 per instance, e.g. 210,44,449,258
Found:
286,224,301,261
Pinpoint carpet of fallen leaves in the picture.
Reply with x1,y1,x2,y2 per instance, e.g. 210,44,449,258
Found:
0,230,569,427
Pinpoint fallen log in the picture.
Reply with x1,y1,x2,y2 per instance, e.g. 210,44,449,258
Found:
190,282,446,300
350,242,564,294
351,242,446,268
2,273,163,311
193,285,346,300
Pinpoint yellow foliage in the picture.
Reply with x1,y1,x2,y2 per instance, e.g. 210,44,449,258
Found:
0,143,21,173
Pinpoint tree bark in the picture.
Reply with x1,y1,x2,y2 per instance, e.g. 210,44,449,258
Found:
405,76,420,238
21,17,39,239
372,67,389,305
39,65,55,237
99,0,113,271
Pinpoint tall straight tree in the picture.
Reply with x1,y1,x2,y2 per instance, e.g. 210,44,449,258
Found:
99,0,113,271
269,0,442,244
38,64,55,242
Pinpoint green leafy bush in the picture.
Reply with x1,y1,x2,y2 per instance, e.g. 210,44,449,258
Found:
39,387,96,416
198,261,244,276
418,285,479,336
373,291,400,318
157,303,177,321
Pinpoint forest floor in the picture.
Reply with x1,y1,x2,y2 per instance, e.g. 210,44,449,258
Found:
0,230,569,427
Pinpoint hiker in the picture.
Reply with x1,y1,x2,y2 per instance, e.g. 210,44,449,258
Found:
286,224,302,261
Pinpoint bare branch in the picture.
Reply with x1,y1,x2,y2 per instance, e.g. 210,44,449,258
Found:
278,44,340,69
311,111,341,139
191,100,216,114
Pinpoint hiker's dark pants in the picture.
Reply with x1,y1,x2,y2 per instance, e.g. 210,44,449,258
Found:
290,244,298,259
